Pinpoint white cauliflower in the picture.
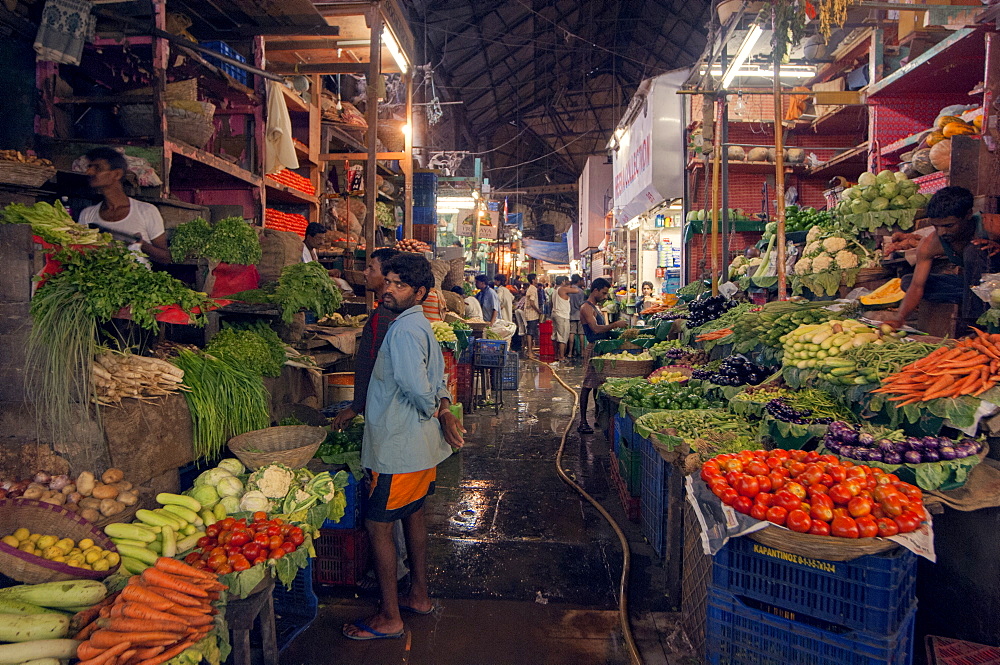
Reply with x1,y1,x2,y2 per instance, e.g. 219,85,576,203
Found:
804,241,823,257
247,463,295,499
834,249,860,269
822,236,848,253
736,264,749,276
811,254,834,272
794,258,812,275
748,257,763,268
806,225,823,243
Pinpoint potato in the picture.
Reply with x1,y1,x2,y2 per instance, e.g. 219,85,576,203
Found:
60,483,77,495
78,497,102,510
64,502,80,512
67,491,82,505
101,468,124,484
117,490,138,506
99,499,125,517
79,508,100,522
21,487,44,500
76,471,96,497
91,483,119,500
111,480,133,492
40,492,65,505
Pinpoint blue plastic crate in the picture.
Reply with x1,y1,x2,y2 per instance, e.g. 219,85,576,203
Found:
612,414,629,455
272,559,319,651
201,40,249,85
473,339,508,368
640,436,669,558
500,352,518,390
617,443,641,497
323,473,363,530
712,536,917,635
706,586,916,665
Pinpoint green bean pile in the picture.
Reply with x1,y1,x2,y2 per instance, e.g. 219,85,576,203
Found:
840,341,942,383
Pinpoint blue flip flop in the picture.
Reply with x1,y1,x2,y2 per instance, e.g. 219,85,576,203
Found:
343,621,405,641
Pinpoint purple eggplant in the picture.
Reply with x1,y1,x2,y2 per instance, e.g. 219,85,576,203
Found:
894,441,910,454
923,449,940,463
883,452,904,465
839,445,857,459
938,445,958,460
865,450,885,463
878,439,896,454
972,439,984,454
922,436,940,450
954,442,976,459
858,432,875,447
906,437,924,451
904,450,923,464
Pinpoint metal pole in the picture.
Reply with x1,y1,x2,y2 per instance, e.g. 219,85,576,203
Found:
721,94,730,280
710,96,722,296
773,12,788,301
403,71,413,239
364,7,382,311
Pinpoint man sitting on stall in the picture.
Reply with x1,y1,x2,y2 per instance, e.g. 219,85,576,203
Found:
302,222,327,263
892,186,1000,330
80,147,170,265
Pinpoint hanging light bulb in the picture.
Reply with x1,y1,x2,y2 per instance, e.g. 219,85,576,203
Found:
734,91,746,118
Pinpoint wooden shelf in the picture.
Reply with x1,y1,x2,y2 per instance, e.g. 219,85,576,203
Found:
280,85,310,114
265,178,319,205
807,142,869,177
866,27,985,99
687,159,806,174
293,140,315,165
323,121,367,153
808,105,868,135
166,139,261,187
881,133,925,160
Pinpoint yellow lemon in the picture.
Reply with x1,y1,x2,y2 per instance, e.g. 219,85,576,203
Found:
78,538,95,551
12,528,29,542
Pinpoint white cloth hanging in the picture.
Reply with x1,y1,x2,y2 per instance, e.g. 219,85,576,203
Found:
265,81,299,175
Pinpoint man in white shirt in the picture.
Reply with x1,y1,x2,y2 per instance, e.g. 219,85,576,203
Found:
551,275,581,364
523,273,541,359
302,222,326,263
80,147,169,265
494,274,514,322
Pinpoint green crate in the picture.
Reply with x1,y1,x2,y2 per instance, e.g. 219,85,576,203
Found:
618,443,642,497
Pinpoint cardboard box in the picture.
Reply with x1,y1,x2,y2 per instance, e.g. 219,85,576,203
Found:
812,78,846,117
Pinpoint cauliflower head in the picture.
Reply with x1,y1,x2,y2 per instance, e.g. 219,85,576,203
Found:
822,236,848,253
748,257,763,267
834,249,859,269
804,241,823,257
794,258,812,275
806,225,823,243
247,463,296,499
812,254,834,272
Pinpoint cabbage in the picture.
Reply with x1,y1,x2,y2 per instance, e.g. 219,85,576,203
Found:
899,182,918,198
851,200,870,214
908,193,927,208
195,467,233,487
217,475,244,498
188,484,219,509
217,458,245,476
879,182,899,198
239,491,271,513
861,187,879,202
890,196,909,209
845,186,860,199
894,171,909,183
871,197,890,211
220,495,241,514
877,169,895,184
858,172,877,187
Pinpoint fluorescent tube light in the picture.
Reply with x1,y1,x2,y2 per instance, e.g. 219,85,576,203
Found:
383,29,409,74
722,24,763,88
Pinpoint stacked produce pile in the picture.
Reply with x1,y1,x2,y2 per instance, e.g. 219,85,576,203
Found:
318,313,369,328
621,381,720,411
730,300,845,353
3,201,106,246
267,169,316,196
763,388,854,426
691,356,772,387
700,448,927,538
228,263,343,323
635,410,761,461
780,319,896,372
169,217,261,266
646,368,688,385
92,351,186,405
685,295,738,328
0,468,137,523
792,226,869,297
394,239,431,253
431,321,458,345
897,109,980,177
316,416,364,462
784,205,834,233
836,171,928,224
2,529,119,572
263,209,309,238
204,323,287,379
875,330,1000,403
0,149,53,168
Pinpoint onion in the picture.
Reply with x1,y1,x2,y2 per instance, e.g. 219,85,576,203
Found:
938,446,958,461
923,449,940,463
48,475,71,491
33,471,51,485
904,450,923,464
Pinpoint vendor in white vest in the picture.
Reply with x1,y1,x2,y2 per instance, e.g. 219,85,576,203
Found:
79,147,170,265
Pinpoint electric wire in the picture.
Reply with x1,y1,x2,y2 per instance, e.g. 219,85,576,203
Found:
529,359,643,665
484,131,596,171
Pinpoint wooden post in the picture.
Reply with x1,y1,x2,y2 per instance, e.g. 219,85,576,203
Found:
773,35,788,301
309,74,322,224
151,0,169,196
365,7,383,311
403,71,414,239
710,97,722,296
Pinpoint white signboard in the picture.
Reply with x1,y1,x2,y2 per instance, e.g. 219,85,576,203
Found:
613,102,654,214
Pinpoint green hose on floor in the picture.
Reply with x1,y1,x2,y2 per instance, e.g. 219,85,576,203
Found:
529,359,643,665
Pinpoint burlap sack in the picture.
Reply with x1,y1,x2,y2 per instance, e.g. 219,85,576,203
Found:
259,228,303,284
442,289,465,315
442,258,464,290
430,259,450,289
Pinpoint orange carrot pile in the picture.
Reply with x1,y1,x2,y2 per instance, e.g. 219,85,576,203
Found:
75,557,226,665
873,328,1000,405
696,328,734,342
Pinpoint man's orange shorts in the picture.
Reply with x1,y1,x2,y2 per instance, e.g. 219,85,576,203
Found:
364,467,437,522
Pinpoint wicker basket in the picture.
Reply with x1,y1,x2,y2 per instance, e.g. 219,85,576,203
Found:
0,499,120,583
228,425,327,469
0,161,56,188
592,357,656,380
119,102,216,149
376,120,405,152
747,526,897,562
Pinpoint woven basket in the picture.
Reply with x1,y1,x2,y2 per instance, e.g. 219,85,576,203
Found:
747,526,897,562
119,102,216,149
377,120,405,152
228,425,327,469
0,499,120,583
124,79,198,102
592,357,655,380
0,161,56,188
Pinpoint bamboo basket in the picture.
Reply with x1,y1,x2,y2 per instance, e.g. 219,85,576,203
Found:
0,161,56,188
119,102,216,149
592,357,655,380
228,425,327,469
0,499,120,583
747,526,897,562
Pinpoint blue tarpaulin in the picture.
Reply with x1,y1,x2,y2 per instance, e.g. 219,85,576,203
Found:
523,238,570,265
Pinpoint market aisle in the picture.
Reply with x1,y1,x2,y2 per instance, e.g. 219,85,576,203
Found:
280,361,694,665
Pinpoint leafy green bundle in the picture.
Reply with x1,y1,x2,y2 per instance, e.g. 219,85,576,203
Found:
3,201,107,246
206,322,286,378
274,262,343,323
169,217,212,262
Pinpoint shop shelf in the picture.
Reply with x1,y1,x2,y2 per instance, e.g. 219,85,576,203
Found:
323,473,363,530
867,27,985,99
200,41,249,86
807,141,870,178
314,527,371,586
913,171,949,195
809,104,868,135
272,559,319,651
265,179,319,205
712,535,917,634
706,586,916,665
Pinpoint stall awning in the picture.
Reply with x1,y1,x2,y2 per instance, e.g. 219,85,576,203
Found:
523,238,570,265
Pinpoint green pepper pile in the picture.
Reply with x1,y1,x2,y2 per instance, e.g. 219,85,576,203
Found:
622,382,720,411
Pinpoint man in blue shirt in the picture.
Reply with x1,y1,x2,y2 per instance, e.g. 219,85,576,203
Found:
475,273,499,323
344,253,464,641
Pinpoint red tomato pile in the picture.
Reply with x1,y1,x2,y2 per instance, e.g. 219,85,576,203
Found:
183,512,306,574
700,449,926,538
267,169,316,196
264,208,309,237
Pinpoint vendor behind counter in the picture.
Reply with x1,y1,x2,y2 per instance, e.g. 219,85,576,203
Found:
893,186,1000,329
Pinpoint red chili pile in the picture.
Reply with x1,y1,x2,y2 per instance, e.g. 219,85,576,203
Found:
183,512,306,574
700,449,926,538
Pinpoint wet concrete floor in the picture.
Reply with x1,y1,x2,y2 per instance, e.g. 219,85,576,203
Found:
281,361,699,664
